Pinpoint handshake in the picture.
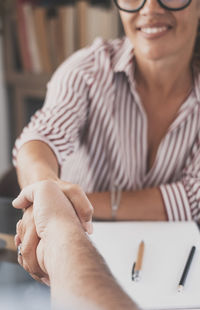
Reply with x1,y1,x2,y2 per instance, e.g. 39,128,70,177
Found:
13,180,93,286
13,181,137,310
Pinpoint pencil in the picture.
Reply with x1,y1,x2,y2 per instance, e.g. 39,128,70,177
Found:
178,246,196,292
132,240,145,281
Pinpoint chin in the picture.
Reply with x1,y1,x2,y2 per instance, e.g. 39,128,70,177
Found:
143,53,167,61
136,46,169,62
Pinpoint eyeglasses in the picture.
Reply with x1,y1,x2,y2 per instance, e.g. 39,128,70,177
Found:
113,0,192,12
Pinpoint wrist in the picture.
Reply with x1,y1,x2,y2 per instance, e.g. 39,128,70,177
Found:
19,160,59,187
31,165,59,183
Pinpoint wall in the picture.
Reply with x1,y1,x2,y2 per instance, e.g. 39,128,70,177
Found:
0,25,10,177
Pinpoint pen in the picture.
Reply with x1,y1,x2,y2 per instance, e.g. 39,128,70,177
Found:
132,240,145,282
131,262,135,280
178,246,196,292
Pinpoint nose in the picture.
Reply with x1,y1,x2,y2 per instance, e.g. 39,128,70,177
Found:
139,0,166,15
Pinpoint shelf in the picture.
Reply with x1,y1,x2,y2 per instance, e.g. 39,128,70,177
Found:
2,0,119,150
5,71,51,89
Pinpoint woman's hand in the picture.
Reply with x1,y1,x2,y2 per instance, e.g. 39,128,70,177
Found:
54,179,94,234
13,180,94,284
15,206,49,284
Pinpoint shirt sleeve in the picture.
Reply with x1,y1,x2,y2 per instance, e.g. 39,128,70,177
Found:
12,51,91,167
160,135,200,222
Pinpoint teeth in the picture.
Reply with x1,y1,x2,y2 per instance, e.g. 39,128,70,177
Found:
140,26,168,34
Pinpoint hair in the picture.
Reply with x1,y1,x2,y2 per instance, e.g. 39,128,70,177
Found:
193,20,200,69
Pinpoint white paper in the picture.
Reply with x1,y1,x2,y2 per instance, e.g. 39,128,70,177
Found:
90,222,200,310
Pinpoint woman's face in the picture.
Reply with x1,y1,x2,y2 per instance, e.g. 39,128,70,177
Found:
120,0,200,62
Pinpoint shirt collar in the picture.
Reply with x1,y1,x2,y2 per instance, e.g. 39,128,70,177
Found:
112,36,135,78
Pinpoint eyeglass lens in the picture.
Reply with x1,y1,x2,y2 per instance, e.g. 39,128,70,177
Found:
116,0,190,10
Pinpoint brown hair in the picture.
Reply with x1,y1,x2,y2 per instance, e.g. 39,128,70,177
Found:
193,20,200,68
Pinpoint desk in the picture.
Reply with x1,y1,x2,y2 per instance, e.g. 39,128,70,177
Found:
1,198,199,309
0,197,50,309
91,222,200,310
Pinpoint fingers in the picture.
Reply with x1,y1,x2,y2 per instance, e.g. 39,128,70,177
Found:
12,185,34,209
61,183,94,234
41,277,50,286
16,207,47,281
15,220,22,246
13,180,94,234
15,234,21,247
18,240,49,285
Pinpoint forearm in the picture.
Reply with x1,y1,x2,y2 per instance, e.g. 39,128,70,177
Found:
88,187,167,221
45,221,137,310
15,141,167,221
16,141,59,188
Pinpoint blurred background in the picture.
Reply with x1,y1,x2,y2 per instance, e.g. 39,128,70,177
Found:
0,14,9,177
0,2,122,307
0,0,123,195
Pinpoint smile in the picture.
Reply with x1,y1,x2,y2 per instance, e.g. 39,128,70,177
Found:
136,24,172,38
140,26,169,34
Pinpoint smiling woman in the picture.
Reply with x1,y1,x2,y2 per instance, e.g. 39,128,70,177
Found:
119,0,199,62
12,0,200,284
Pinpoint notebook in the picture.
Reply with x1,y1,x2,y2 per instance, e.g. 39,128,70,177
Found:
90,222,200,310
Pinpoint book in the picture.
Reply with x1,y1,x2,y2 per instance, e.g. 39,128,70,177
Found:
90,221,200,310
16,0,32,72
22,1,43,73
58,3,76,59
9,16,22,72
33,6,53,73
86,2,119,45
75,1,119,49
75,0,89,49
54,8,66,65
46,6,65,71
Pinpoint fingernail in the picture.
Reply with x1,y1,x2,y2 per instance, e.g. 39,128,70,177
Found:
85,221,93,235
41,278,50,286
12,197,20,207
12,198,17,206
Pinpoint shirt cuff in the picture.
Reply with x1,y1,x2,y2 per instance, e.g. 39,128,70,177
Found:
160,182,192,221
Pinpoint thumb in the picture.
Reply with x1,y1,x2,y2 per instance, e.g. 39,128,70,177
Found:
12,185,34,209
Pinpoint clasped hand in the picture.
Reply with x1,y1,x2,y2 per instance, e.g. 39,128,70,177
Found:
13,180,94,285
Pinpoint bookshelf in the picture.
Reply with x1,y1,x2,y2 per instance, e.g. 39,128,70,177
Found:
2,0,120,151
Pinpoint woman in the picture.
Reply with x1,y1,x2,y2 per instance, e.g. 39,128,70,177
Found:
15,0,200,281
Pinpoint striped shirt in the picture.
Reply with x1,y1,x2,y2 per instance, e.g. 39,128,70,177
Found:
13,37,200,222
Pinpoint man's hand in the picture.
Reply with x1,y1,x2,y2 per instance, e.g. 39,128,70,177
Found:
13,180,94,284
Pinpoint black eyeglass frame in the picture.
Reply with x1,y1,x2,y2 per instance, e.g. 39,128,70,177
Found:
113,0,192,12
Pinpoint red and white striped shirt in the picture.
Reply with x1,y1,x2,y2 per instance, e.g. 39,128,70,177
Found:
13,37,200,222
